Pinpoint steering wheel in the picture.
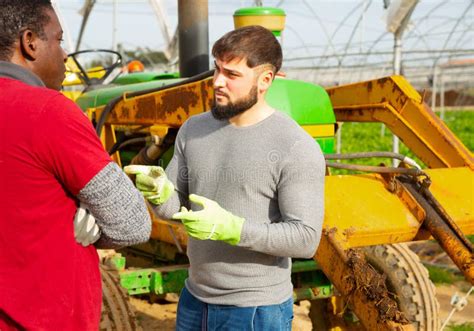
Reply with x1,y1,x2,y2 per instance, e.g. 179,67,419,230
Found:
66,49,123,87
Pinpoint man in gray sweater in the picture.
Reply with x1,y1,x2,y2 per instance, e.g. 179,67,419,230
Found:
126,25,325,330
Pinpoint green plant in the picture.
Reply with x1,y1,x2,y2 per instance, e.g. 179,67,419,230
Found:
467,235,474,245
425,265,463,284
447,322,474,331
441,111,474,151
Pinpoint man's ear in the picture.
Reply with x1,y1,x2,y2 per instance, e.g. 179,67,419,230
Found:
258,69,275,93
19,29,38,61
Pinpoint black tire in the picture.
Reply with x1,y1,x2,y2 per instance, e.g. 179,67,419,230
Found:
363,243,440,330
100,265,141,331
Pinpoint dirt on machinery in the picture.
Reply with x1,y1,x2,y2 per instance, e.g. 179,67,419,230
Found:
345,249,410,324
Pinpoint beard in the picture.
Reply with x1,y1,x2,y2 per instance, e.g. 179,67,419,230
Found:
211,85,258,120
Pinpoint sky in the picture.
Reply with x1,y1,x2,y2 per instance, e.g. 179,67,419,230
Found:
55,0,473,68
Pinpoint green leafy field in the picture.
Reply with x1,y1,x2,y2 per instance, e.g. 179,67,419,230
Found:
425,264,465,284
334,111,473,170
447,323,474,331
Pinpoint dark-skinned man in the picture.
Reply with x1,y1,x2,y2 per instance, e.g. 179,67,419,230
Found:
0,1,151,330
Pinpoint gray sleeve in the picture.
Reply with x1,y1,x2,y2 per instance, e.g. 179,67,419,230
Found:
152,124,189,219
238,139,325,258
77,162,152,249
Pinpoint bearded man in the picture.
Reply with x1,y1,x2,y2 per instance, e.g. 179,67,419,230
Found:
126,25,325,330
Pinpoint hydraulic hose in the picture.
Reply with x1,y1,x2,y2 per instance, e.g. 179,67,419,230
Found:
324,152,426,176
108,137,149,155
325,162,425,176
325,152,422,169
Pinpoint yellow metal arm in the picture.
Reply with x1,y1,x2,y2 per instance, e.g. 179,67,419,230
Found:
327,76,473,169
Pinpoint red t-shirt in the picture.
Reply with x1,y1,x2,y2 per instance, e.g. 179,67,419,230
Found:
0,78,111,330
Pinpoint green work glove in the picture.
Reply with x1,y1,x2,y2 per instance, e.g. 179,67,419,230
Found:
123,165,174,205
172,194,245,246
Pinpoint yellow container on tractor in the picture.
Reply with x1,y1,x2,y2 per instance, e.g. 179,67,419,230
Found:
233,7,286,36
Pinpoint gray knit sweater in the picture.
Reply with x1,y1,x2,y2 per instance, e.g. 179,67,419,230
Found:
155,110,325,306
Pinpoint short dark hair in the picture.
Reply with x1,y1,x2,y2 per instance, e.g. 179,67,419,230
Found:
0,0,52,61
212,25,282,74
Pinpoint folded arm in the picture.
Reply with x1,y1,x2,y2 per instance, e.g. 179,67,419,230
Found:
78,162,152,249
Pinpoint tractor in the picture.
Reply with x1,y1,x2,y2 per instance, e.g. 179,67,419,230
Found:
65,4,473,331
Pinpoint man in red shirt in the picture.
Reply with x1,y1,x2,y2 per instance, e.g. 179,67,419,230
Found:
0,1,152,330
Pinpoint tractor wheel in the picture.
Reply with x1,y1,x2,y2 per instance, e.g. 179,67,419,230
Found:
100,265,141,331
363,243,440,330
310,243,439,330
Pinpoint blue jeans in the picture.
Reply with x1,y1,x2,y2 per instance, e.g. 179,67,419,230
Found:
176,287,294,331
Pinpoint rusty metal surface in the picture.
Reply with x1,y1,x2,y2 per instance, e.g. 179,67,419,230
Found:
103,125,121,166
380,172,426,223
416,168,474,244
315,230,416,330
423,182,473,252
326,76,474,169
93,76,213,168
94,76,213,129
424,167,474,237
399,177,474,284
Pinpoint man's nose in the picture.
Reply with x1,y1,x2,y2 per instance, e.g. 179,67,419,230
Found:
213,73,226,88
62,48,68,62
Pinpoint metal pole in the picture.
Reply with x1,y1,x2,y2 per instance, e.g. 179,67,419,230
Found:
440,69,445,120
336,59,342,85
431,65,438,113
149,0,173,45
112,0,117,51
392,30,402,166
336,123,343,158
75,0,96,52
393,31,402,75
178,0,209,77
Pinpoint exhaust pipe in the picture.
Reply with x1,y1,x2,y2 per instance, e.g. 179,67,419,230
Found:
178,0,209,77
